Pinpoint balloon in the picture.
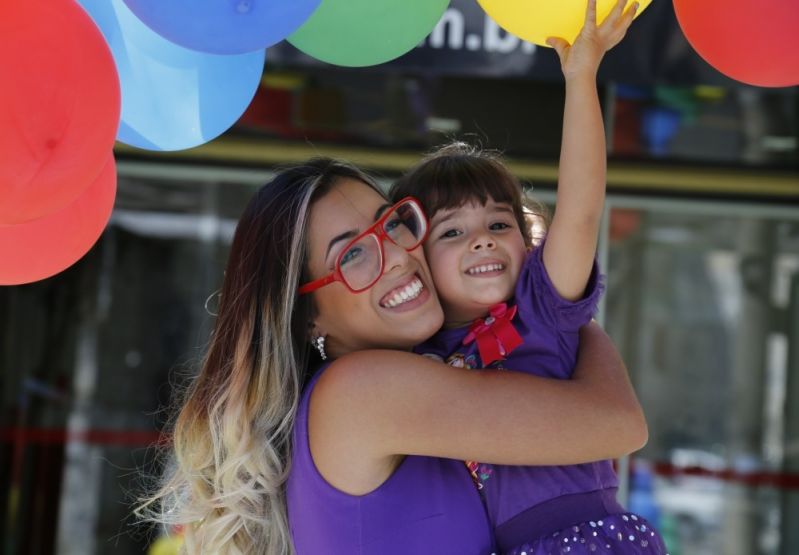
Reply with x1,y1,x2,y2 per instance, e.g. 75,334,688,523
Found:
477,0,652,47
288,0,449,67
0,0,120,225
78,0,265,151
674,0,799,87
0,156,117,286
121,0,321,55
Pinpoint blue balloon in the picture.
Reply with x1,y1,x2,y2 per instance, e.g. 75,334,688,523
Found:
78,0,265,151
121,0,321,55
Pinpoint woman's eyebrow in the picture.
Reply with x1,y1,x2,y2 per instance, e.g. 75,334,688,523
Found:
324,203,391,260
325,230,357,261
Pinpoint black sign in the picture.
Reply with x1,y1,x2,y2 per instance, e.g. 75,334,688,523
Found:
267,0,743,87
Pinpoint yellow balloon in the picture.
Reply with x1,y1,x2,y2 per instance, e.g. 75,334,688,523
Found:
477,0,652,47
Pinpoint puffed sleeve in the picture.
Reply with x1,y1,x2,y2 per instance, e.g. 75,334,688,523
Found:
514,237,604,332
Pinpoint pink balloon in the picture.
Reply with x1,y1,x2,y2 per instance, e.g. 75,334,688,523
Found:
674,0,799,87
0,156,117,285
0,0,120,224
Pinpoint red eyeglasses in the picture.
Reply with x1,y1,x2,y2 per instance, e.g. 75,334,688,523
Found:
299,197,429,295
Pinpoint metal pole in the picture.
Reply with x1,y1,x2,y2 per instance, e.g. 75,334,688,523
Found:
723,220,774,555
780,272,799,555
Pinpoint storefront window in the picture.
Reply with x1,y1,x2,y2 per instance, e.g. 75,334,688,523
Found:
605,200,799,555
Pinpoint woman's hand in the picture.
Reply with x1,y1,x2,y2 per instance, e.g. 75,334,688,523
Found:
546,0,638,81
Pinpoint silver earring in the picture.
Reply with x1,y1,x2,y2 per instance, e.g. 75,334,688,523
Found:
313,335,327,360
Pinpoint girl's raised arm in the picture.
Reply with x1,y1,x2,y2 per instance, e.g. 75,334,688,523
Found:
543,0,638,300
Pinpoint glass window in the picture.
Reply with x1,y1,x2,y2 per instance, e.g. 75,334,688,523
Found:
605,200,799,555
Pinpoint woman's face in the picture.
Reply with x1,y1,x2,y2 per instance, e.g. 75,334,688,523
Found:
306,178,444,356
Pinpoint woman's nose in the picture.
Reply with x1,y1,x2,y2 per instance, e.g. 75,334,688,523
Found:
470,235,496,252
384,238,412,273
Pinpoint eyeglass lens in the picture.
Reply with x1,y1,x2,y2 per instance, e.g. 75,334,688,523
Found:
339,201,426,291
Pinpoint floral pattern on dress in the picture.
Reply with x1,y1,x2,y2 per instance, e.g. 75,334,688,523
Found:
445,352,478,369
466,460,495,490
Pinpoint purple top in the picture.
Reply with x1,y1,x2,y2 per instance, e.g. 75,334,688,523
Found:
286,365,495,555
415,242,618,547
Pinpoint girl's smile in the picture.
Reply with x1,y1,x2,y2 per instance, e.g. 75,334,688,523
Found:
425,198,527,326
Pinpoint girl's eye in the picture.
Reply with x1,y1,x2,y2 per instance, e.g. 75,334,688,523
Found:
489,222,512,231
439,228,461,239
340,246,364,266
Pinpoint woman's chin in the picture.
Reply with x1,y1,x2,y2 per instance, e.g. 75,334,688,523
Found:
409,305,446,344
385,304,445,348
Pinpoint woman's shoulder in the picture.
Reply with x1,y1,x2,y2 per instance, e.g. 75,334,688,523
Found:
314,349,433,400
306,351,425,495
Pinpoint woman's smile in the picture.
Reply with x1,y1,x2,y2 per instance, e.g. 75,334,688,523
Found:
308,178,443,354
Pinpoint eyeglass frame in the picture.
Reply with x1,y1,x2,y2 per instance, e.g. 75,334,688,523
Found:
298,196,429,295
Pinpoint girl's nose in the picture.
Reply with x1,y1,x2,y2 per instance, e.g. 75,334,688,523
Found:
470,235,496,252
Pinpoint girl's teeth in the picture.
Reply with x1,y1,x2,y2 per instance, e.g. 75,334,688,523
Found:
382,279,423,308
467,263,504,275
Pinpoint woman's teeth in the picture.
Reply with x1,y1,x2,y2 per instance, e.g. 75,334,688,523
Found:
466,263,505,275
381,278,423,308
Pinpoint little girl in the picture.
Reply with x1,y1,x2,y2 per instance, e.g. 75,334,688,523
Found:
391,1,668,554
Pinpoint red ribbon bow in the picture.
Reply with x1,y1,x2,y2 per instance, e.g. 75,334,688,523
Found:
462,302,523,366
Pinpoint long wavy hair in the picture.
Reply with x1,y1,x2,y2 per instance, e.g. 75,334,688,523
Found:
138,159,386,554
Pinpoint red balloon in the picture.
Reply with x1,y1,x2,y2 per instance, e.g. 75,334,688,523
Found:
0,155,117,286
674,0,799,87
0,0,120,224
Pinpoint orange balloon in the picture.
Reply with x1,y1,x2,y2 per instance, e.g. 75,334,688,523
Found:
0,0,120,224
0,156,117,285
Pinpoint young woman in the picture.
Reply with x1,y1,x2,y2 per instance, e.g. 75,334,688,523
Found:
140,159,646,554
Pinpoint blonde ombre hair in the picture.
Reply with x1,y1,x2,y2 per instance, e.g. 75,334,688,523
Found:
138,159,387,554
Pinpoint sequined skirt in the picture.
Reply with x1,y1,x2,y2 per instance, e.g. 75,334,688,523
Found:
504,512,668,555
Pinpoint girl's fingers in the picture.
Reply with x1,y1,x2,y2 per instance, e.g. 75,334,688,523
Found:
600,0,638,45
584,0,598,27
599,0,628,31
612,0,629,20
620,2,639,27
608,1,637,40
546,37,570,60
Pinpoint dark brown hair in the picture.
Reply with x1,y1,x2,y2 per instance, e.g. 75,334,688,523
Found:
390,142,546,247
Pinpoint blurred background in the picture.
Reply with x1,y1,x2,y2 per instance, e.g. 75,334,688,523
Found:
2,1,798,554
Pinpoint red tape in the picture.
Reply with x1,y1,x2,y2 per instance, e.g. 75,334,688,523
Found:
0,427,168,448
3,427,799,490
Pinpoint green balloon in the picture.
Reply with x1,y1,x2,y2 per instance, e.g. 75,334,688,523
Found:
288,0,450,67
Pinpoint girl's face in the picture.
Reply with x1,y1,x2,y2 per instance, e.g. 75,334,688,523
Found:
306,178,444,357
425,198,527,326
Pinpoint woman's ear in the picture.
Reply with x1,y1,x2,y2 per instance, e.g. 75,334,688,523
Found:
309,321,328,345
308,318,321,339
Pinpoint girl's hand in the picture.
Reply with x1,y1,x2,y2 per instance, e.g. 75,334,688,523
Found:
546,0,638,81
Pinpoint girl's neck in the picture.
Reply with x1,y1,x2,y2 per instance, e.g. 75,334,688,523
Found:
442,318,476,330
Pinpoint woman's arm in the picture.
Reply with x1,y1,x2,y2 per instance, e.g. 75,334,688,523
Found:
309,321,646,493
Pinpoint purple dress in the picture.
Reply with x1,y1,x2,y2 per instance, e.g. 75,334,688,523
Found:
416,243,668,555
286,364,496,555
